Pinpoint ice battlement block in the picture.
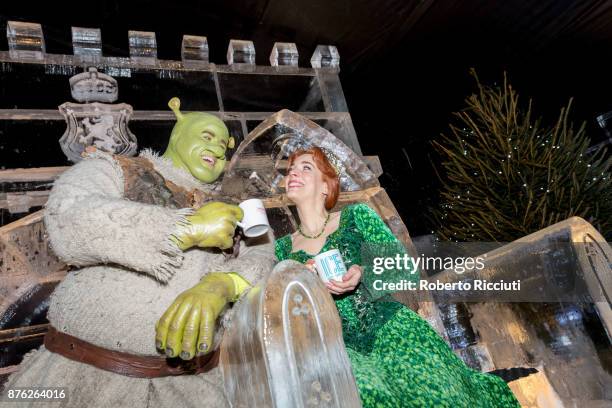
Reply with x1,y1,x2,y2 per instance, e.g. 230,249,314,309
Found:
270,42,299,67
128,30,157,65
310,45,340,69
7,21,45,60
181,35,209,64
72,27,102,62
227,39,256,65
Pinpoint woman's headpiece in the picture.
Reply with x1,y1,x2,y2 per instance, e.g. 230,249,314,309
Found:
271,133,345,177
318,147,343,177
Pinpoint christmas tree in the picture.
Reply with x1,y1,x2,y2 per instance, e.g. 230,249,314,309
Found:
432,70,611,241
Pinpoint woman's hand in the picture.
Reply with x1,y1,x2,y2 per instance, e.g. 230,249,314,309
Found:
326,264,362,295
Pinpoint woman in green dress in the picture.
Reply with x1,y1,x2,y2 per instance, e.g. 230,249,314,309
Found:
275,146,520,408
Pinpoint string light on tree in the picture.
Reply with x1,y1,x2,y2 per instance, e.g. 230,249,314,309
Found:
431,69,611,241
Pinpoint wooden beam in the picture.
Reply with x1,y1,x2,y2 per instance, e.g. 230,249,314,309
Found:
0,332,46,345
0,191,49,213
0,209,44,232
0,324,50,349
0,166,68,182
1,183,386,215
261,187,384,208
0,155,382,184
0,323,49,339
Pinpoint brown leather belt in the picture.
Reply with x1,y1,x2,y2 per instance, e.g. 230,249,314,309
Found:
44,326,219,378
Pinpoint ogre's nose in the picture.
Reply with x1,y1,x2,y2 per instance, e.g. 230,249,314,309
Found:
204,143,226,157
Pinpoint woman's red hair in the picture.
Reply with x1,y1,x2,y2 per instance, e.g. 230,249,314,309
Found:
287,147,340,210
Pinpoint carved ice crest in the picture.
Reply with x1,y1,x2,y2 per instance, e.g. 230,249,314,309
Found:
59,67,137,162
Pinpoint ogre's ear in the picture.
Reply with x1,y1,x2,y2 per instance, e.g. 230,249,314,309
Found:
168,97,183,120
227,137,235,149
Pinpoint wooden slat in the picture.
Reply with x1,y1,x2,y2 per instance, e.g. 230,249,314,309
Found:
0,208,44,231
0,166,68,182
0,323,49,337
0,186,387,214
0,155,382,183
261,187,384,208
0,191,49,213
38,270,69,285
0,332,46,345
234,155,274,170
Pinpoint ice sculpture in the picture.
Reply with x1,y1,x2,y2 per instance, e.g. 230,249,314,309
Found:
128,30,157,64
221,109,378,199
310,45,340,69
71,27,102,61
220,260,362,408
69,66,117,103
428,217,612,402
59,67,137,162
6,21,45,60
182,35,209,64
227,39,256,65
270,42,299,67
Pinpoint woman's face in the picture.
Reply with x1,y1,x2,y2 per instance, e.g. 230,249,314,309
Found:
286,154,328,206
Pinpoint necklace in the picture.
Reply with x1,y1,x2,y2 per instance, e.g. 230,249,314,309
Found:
298,212,330,239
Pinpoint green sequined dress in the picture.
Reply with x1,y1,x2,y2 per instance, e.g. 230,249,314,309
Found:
275,203,520,408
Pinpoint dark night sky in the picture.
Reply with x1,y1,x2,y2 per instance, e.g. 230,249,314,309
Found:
2,0,612,235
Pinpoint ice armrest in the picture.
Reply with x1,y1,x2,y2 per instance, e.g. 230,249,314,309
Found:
220,260,361,407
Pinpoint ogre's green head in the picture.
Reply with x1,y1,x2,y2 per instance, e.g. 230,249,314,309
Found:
162,97,235,183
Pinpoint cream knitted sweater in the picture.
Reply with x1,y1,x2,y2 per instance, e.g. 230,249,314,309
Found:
43,150,276,356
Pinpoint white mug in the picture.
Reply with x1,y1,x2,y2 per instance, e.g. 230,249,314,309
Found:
314,249,348,283
237,198,270,238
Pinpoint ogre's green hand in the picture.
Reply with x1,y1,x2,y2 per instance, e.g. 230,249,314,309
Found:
155,272,250,360
172,202,243,250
